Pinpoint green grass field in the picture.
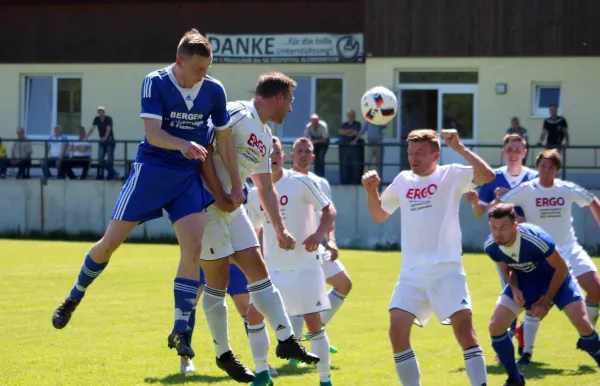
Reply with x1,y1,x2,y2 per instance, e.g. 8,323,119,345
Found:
1,240,599,385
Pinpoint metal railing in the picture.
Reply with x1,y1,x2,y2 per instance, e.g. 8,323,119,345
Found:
1,138,599,184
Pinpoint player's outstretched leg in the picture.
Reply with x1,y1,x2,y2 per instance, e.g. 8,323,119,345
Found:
517,314,540,366
576,271,600,326
168,213,207,359
321,269,352,354
489,305,525,386
52,219,138,329
450,310,488,386
232,249,319,364
389,309,421,386
563,299,600,366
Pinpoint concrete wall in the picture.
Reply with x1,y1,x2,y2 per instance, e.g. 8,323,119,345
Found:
1,180,598,254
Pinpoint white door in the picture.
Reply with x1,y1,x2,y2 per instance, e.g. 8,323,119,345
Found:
437,85,478,164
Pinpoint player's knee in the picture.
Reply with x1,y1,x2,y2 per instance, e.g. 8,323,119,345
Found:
488,319,505,336
93,237,120,261
247,304,264,325
335,275,353,295
182,238,203,260
585,280,600,303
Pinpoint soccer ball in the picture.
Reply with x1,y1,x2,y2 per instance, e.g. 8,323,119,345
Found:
360,86,398,125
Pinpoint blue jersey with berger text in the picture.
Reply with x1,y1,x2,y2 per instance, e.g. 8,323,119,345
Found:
137,65,229,169
484,223,557,284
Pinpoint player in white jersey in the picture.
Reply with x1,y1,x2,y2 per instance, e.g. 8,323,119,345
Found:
362,129,495,386
199,73,319,383
288,137,353,356
245,136,336,386
498,148,600,365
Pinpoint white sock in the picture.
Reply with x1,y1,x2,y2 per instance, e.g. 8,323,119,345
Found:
291,315,305,338
463,345,487,386
248,322,270,374
202,287,231,358
321,289,346,326
523,314,541,355
586,301,599,325
394,348,421,386
309,328,331,383
248,278,293,341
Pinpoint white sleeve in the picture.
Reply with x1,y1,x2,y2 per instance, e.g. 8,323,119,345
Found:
564,182,595,207
380,174,403,215
499,183,527,206
252,134,272,175
449,164,475,194
319,178,332,200
297,175,331,211
245,191,264,229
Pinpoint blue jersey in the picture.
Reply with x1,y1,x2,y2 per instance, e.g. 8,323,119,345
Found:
137,66,229,169
484,223,557,283
478,167,537,217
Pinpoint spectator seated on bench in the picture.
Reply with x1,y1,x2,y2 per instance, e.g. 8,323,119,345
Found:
63,126,92,180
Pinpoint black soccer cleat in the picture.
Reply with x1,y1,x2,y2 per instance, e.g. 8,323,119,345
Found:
517,353,532,367
576,337,585,351
275,335,320,364
168,331,195,359
216,351,255,383
52,298,80,329
503,375,525,386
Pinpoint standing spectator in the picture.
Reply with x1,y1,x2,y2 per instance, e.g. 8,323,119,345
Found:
0,138,8,179
338,109,361,184
43,125,69,179
506,117,529,165
354,121,387,176
304,114,329,177
87,106,117,180
537,104,568,149
10,127,33,179
63,126,92,180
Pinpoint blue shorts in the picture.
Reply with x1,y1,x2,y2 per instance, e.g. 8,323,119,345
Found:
199,264,248,296
111,162,213,224
503,275,583,311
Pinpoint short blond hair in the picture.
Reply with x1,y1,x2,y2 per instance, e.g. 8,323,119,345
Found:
503,133,526,147
256,72,297,98
536,149,562,170
272,136,282,148
292,137,313,151
176,29,212,58
407,129,440,152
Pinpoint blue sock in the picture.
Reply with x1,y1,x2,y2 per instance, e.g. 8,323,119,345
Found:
492,332,522,380
579,330,600,366
187,305,197,345
68,254,108,301
173,278,200,333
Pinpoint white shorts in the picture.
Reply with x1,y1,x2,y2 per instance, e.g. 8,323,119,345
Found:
201,205,259,260
271,267,331,317
560,244,597,278
496,294,523,317
320,249,346,279
389,264,471,326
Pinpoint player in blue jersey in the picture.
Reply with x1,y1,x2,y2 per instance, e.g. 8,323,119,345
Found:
485,203,600,386
465,134,537,344
51,30,245,361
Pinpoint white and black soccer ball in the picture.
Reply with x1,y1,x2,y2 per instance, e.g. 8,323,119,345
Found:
360,86,398,125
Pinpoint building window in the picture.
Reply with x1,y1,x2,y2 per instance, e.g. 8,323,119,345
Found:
532,84,561,117
275,76,344,140
21,76,82,137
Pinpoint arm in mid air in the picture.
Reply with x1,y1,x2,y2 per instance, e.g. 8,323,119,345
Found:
455,145,495,185
214,128,243,198
365,188,389,223
198,145,235,213
251,173,287,234
464,190,487,218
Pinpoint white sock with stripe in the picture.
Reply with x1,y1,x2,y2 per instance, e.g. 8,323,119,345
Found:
394,348,421,386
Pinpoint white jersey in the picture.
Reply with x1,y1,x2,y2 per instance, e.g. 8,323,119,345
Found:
380,164,475,272
208,100,272,195
499,178,595,247
246,169,331,271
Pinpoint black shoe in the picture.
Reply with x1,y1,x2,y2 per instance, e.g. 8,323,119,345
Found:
216,351,255,383
517,353,532,367
168,331,195,358
503,375,525,386
275,335,320,364
52,298,80,329
576,337,584,351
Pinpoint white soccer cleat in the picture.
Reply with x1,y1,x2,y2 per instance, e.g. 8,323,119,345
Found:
180,356,196,374
269,364,278,376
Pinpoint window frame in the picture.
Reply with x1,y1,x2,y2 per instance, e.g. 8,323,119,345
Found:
20,74,84,140
531,83,562,118
278,74,346,143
